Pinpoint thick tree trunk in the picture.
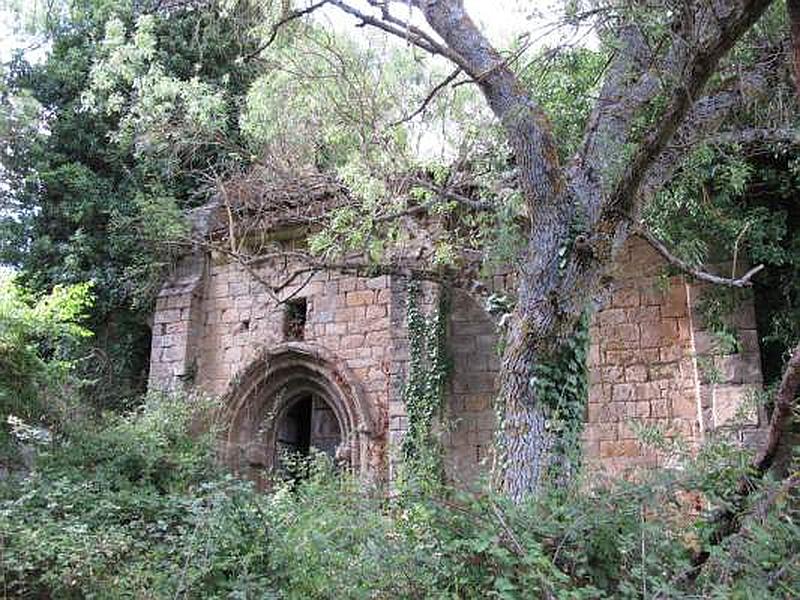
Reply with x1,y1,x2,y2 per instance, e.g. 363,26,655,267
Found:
492,323,554,502
789,0,800,100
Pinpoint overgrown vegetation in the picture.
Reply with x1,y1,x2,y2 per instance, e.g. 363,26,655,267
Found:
0,272,93,459
1,0,799,596
1,391,797,598
400,280,451,489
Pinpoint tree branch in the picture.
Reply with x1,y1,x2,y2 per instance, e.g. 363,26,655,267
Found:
329,0,564,209
789,0,800,100
688,342,800,582
636,227,765,287
388,67,462,127
242,0,331,63
600,0,776,232
753,342,800,474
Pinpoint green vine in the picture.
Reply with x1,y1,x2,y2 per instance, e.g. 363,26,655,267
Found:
529,313,591,480
401,280,451,488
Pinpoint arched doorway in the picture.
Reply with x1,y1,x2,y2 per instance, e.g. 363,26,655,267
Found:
276,393,341,461
221,344,374,485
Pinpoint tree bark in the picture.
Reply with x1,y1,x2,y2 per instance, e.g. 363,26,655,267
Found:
789,0,800,100
492,324,553,502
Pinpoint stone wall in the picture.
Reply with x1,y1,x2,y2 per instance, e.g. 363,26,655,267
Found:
439,236,765,481
149,236,765,485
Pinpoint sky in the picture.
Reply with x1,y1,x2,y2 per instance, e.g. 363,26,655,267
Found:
0,1,576,63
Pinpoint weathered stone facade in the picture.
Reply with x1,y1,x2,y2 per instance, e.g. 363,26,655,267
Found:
149,234,765,485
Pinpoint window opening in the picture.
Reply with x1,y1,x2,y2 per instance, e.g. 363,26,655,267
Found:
284,298,307,340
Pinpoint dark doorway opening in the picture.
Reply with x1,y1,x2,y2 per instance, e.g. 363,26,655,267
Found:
277,395,313,457
275,394,342,477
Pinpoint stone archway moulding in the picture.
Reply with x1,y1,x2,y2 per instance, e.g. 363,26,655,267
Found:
220,342,376,478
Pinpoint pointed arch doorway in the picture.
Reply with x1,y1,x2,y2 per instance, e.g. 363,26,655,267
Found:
222,344,374,485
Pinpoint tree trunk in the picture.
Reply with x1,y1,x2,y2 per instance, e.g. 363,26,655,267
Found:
492,322,554,502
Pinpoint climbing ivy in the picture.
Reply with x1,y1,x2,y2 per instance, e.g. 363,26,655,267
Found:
401,280,451,488
529,313,591,481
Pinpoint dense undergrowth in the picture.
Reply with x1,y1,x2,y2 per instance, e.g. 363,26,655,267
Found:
1,393,797,599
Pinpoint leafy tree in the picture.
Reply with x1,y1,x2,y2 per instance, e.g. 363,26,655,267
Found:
3,0,799,502
181,0,797,499
0,0,266,408
0,272,93,455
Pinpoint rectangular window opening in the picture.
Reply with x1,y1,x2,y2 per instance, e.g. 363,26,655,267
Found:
284,297,308,341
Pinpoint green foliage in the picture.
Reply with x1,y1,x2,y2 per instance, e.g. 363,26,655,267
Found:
646,141,800,382
0,0,265,408
530,313,590,478
0,391,278,598
0,273,93,454
522,47,606,161
400,281,451,489
1,389,797,598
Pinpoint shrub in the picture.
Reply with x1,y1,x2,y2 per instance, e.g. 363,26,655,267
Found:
0,273,93,459
1,392,797,598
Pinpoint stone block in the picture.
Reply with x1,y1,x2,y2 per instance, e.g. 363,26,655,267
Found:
365,276,389,289
672,396,698,420
154,309,181,324
661,283,688,317
650,399,670,418
588,384,608,404
465,395,490,412
168,294,192,309
347,290,375,307
584,423,618,441
235,295,254,309
607,323,639,343
738,329,760,353
337,306,366,322
640,284,666,307
712,384,760,427
634,382,661,400
659,345,686,363
611,288,640,308
339,278,357,293
228,281,249,296
612,383,636,402
640,320,679,348
366,304,388,319
625,365,648,383
594,308,627,328
599,439,641,458
160,345,185,363
624,306,660,324
602,366,625,383
341,334,366,349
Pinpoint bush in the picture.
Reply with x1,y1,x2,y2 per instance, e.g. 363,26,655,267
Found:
0,273,93,459
1,392,797,598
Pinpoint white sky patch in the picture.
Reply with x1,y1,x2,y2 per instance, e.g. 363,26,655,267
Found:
314,1,594,52
0,8,50,64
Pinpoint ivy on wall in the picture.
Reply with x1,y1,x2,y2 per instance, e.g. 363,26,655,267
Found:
401,280,451,487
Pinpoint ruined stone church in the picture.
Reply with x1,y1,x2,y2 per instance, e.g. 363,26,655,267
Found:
148,180,766,487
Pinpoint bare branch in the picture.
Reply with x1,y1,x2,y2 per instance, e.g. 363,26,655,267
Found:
637,227,765,287
389,67,462,127
242,0,331,63
327,0,468,67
